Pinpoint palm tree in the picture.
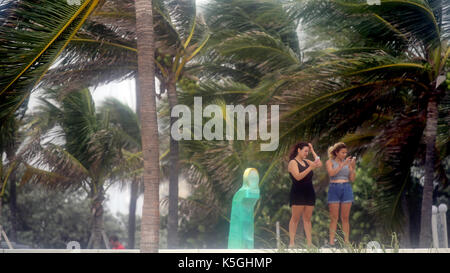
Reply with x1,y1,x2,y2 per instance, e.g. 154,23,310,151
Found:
154,0,209,248
135,0,160,253
99,98,143,249
19,88,137,248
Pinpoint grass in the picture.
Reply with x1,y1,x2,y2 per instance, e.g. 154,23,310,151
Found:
272,232,401,253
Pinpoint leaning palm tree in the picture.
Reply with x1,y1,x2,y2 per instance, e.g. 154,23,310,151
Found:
19,88,137,248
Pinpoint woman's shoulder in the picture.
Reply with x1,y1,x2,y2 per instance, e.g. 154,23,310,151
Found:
288,159,298,167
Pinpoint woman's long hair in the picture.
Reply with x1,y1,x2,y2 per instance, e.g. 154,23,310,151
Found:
328,142,347,160
289,142,309,161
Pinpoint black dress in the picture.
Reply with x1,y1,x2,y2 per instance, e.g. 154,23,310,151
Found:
289,159,316,206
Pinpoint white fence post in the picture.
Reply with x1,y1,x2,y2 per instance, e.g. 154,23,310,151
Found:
276,221,280,249
432,206,439,248
438,204,448,248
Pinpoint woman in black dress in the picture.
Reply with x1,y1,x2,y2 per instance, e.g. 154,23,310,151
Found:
288,142,322,247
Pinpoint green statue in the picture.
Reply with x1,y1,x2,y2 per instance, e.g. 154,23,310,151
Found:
228,168,260,249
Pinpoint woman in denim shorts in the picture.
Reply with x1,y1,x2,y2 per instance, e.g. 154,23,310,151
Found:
325,142,356,246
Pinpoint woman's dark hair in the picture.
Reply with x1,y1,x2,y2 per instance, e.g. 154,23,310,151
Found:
289,142,309,160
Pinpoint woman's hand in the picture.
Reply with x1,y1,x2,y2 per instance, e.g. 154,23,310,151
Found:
311,158,322,170
343,156,352,166
308,143,320,162
349,157,357,182
310,161,319,170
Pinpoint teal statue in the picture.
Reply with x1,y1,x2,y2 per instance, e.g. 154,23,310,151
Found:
228,168,260,249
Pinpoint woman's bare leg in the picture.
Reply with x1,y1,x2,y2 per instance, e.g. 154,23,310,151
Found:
289,205,304,247
329,203,340,245
340,202,352,244
302,206,314,246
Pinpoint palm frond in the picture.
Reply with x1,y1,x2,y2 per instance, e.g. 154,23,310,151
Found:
296,0,446,53
99,98,141,150
0,0,101,122
205,0,300,53
369,110,427,229
19,163,81,191
215,31,300,74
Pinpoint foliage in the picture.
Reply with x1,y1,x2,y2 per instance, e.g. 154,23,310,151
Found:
0,184,127,249
0,0,102,124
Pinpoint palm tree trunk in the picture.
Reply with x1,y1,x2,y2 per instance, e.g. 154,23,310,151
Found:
135,0,161,253
135,77,141,120
400,192,411,248
127,78,141,250
419,95,438,248
87,187,106,249
167,76,179,248
6,151,17,242
8,171,17,242
128,178,139,249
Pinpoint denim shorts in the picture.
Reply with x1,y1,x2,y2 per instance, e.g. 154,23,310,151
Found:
328,182,354,204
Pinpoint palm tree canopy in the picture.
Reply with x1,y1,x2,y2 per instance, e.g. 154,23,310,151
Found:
0,0,103,124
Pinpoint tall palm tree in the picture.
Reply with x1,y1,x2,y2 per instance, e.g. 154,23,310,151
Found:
154,0,209,248
135,0,160,253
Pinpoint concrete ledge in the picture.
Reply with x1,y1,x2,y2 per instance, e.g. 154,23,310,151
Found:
1,248,450,253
